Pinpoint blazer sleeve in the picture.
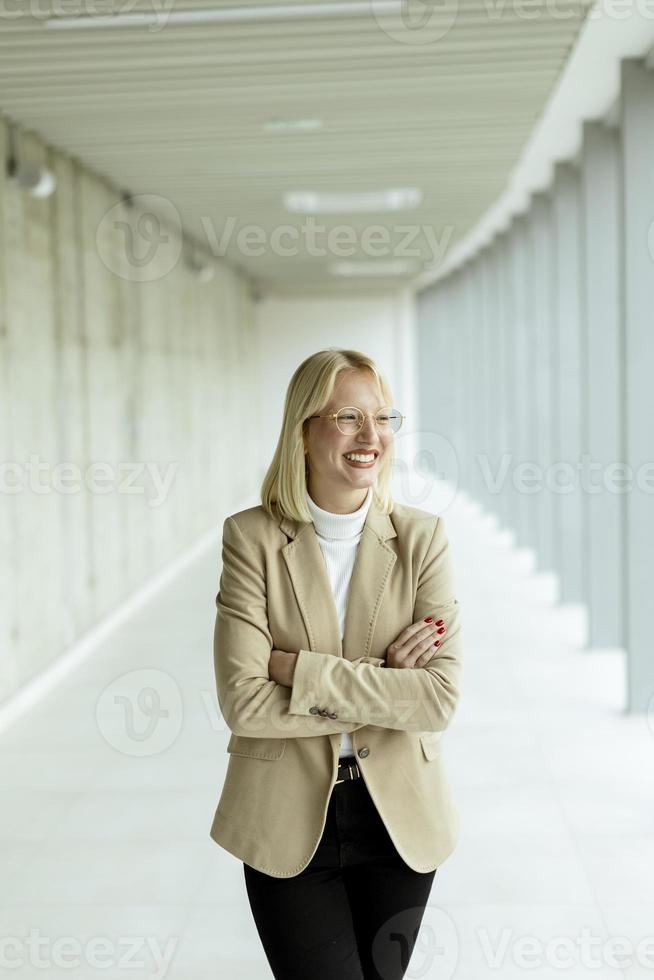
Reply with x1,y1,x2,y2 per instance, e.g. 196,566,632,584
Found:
287,515,463,733
214,515,384,739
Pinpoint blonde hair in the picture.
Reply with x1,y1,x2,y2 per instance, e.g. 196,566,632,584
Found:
261,348,396,523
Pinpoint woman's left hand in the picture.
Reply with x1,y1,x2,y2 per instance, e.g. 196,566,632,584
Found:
268,649,298,687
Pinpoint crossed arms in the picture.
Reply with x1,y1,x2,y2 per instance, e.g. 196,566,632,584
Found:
214,514,463,738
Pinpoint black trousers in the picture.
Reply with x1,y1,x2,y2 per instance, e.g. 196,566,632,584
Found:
243,760,437,980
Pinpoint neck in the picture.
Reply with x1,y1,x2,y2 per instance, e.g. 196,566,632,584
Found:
306,483,371,515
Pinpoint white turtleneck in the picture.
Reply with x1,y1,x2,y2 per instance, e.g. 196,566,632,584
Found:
305,484,373,760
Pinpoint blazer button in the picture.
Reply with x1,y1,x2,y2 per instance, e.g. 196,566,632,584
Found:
309,706,321,715
319,708,329,716
358,747,370,758
328,711,338,719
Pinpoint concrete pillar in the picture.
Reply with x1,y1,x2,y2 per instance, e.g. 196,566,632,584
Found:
580,120,624,650
509,215,536,551
450,270,466,495
479,245,497,513
496,231,514,531
528,192,558,576
460,263,477,498
619,60,654,712
470,255,486,505
552,161,585,603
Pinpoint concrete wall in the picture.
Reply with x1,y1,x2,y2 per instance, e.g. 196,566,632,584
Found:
0,117,259,706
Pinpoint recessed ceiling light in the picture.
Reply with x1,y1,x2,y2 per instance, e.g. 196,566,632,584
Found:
45,1,403,29
263,119,323,133
330,260,417,277
284,188,422,214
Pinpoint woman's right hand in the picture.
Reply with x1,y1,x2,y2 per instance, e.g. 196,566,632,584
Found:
384,616,447,669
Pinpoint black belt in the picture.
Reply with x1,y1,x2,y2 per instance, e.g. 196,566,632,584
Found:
334,757,361,785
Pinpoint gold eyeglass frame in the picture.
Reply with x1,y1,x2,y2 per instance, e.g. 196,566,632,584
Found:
307,406,406,435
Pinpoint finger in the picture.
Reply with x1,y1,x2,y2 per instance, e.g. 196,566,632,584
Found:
388,626,439,667
414,647,438,668
391,618,439,652
406,631,443,668
414,633,447,667
396,632,439,670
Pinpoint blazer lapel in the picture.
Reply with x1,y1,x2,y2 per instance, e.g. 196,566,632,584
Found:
279,502,397,663
342,509,397,662
281,520,343,659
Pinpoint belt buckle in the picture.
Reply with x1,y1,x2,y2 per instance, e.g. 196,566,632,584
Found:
335,761,356,785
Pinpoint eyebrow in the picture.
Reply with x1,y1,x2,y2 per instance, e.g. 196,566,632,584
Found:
328,403,388,411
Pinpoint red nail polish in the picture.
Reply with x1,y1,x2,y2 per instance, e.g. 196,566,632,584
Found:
437,627,445,634
436,619,444,626
433,640,440,647
424,617,433,623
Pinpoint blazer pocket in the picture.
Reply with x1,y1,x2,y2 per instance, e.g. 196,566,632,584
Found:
226,733,286,761
419,731,442,761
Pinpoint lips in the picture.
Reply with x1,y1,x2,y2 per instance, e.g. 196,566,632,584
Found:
343,451,379,469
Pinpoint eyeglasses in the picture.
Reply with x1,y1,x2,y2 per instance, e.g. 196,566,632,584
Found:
307,406,405,435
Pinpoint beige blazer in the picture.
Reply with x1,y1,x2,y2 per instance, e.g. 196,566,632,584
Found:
209,497,463,878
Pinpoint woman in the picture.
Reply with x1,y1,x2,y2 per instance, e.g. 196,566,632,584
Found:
210,348,463,980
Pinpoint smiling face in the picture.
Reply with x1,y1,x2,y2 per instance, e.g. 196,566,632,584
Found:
303,369,394,514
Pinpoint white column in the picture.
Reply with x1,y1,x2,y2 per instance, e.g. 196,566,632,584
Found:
496,231,514,531
581,120,624,649
528,192,558,576
471,255,487,505
479,246,497,513
552,161,585,603
509,215,535,551
450,270,466,496
620,60,654,712
461,264,477,498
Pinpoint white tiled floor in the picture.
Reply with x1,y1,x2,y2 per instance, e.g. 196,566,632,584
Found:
2,488,653,979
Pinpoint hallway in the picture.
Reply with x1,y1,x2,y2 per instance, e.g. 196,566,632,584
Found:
2,7,654,978
1,485,651,979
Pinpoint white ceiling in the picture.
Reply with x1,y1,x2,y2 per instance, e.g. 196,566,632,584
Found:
415,13,654,289
0,1,592,294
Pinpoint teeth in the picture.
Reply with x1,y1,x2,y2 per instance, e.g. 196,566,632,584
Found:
344,453,376,462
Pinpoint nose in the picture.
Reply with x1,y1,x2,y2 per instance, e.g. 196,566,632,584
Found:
359,414,380,440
